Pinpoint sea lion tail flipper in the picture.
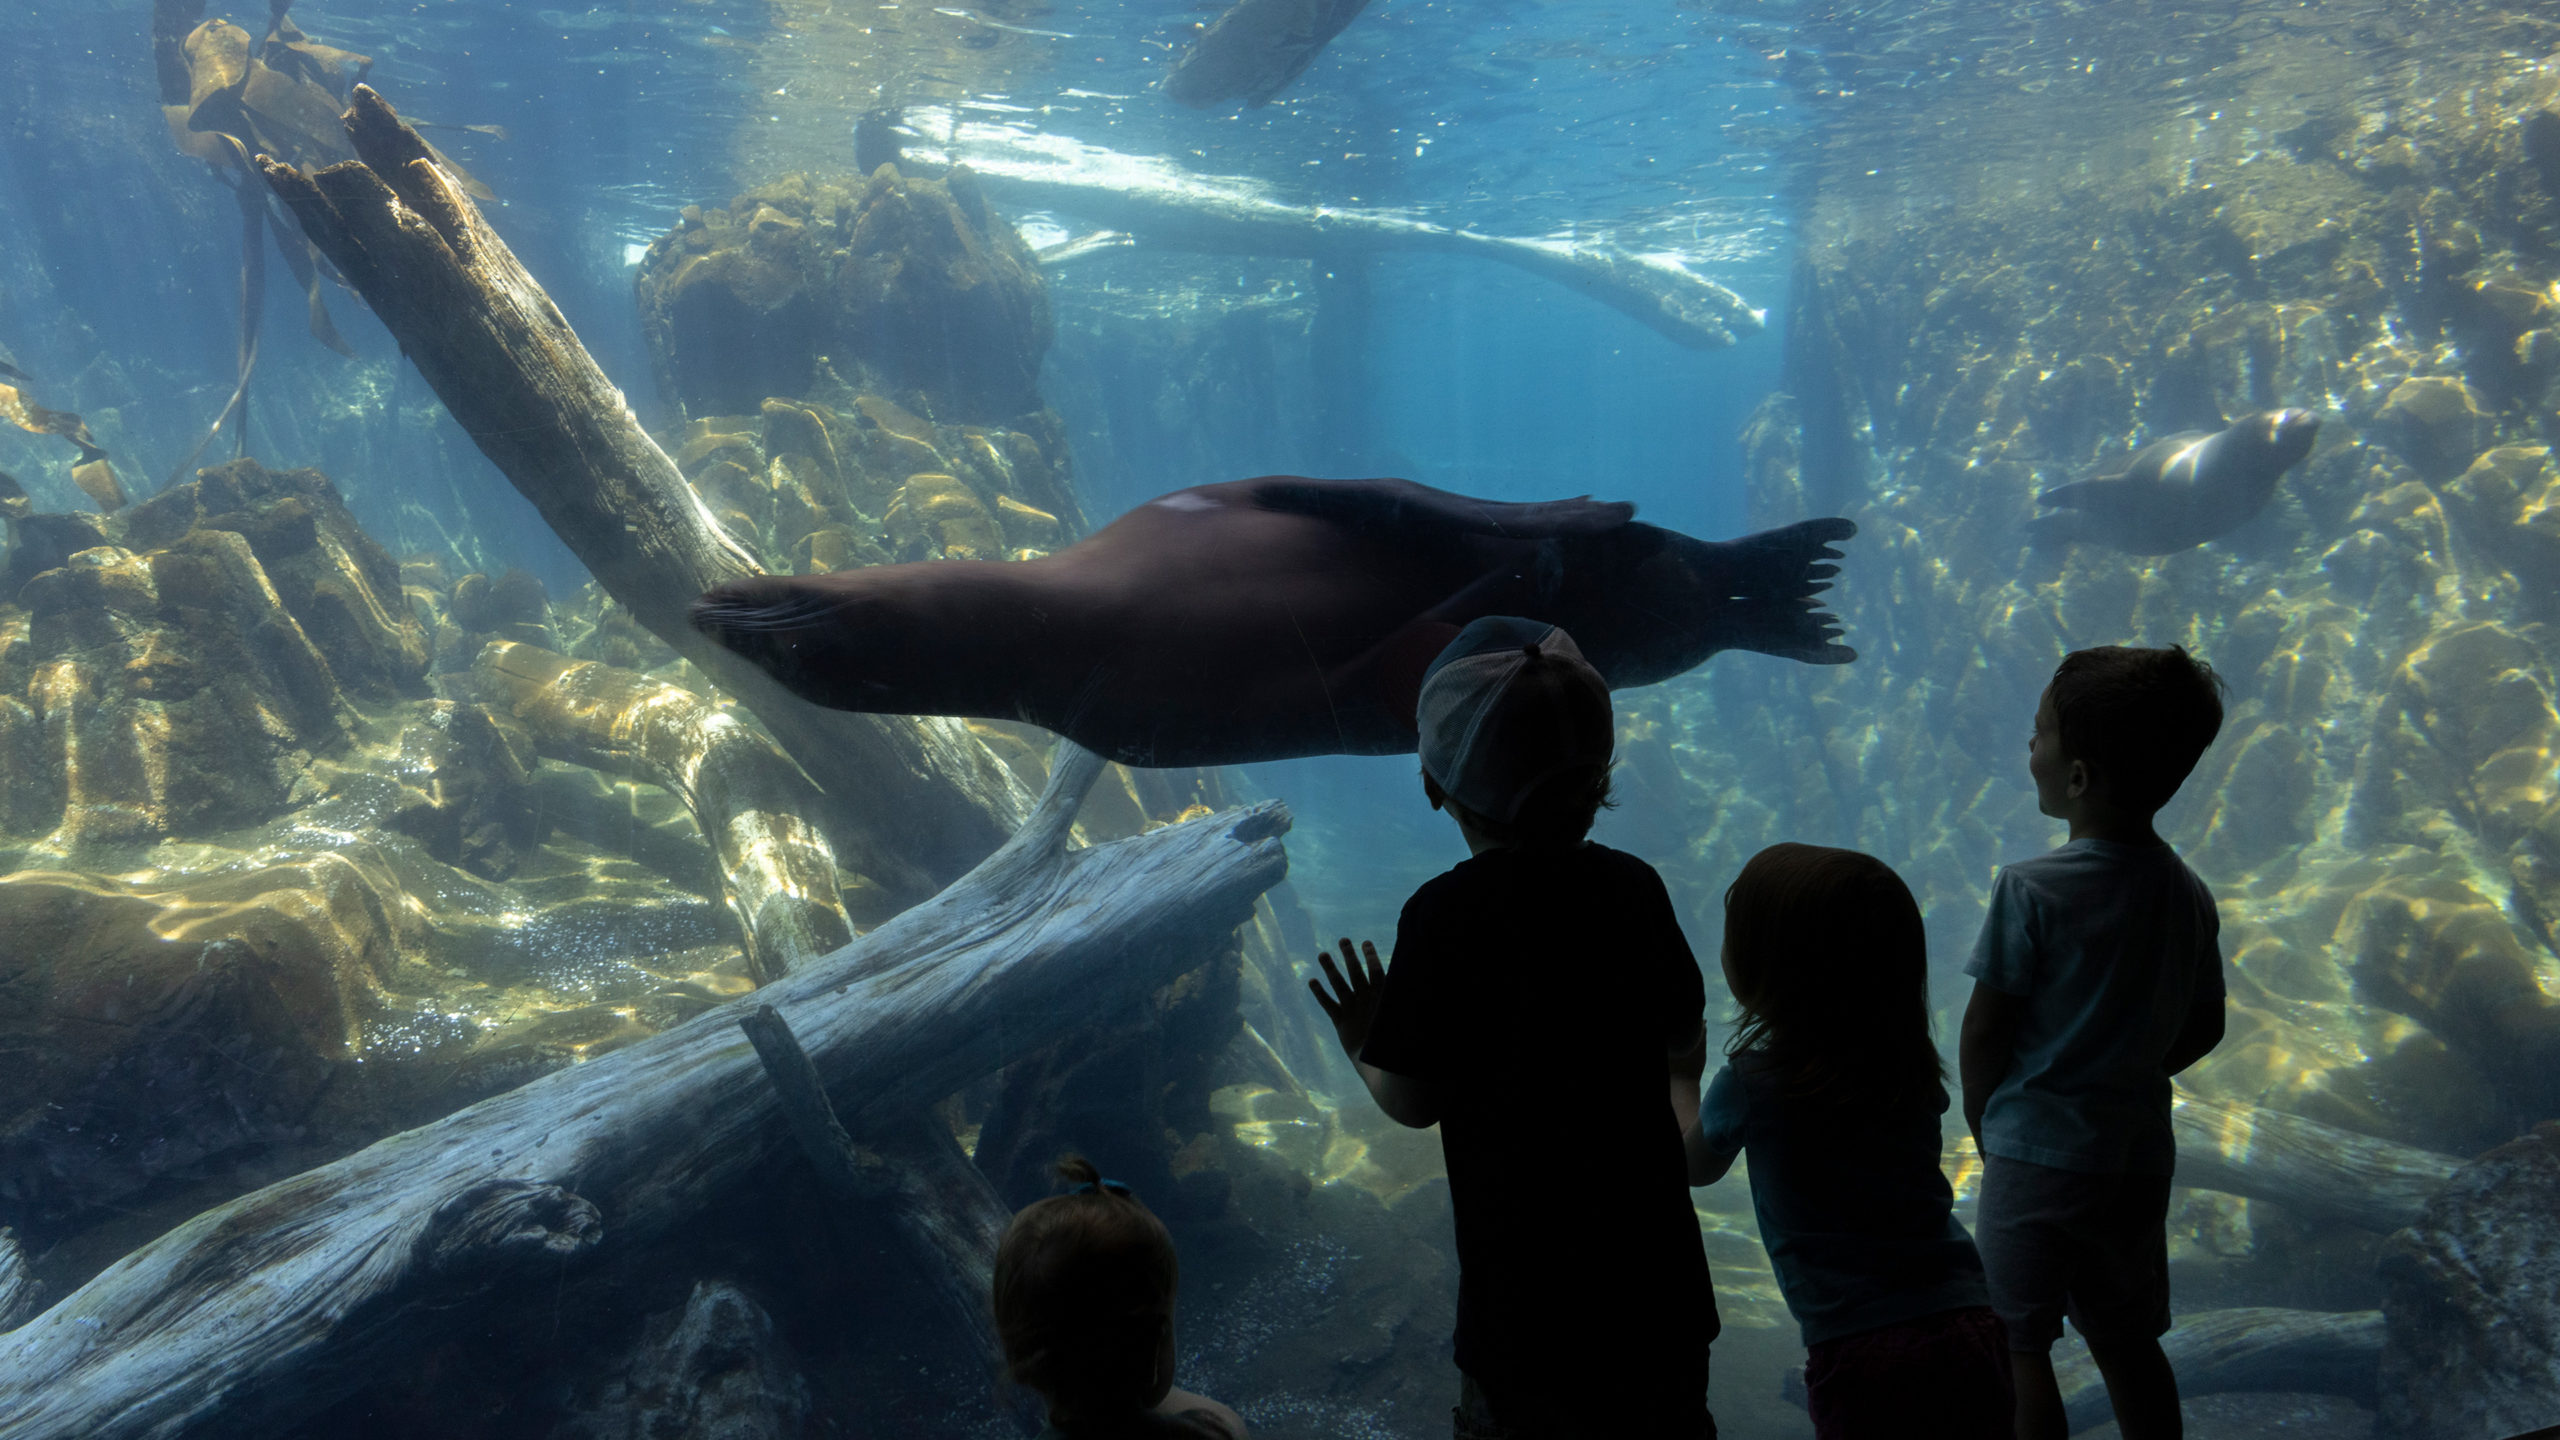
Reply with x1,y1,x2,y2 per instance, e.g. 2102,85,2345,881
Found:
1716,517,1858,666
1248,476,1636,540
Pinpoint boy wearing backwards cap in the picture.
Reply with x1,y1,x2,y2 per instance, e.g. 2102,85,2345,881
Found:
1310,617,1719,1440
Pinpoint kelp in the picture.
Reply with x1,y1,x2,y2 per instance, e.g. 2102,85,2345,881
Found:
0,376,127,514
152,0,415,486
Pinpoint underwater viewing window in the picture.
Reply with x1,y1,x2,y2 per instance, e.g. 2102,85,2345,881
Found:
0,1,2557,1437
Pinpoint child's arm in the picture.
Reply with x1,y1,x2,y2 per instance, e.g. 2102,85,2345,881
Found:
1684,1062,1744,1185
2163,966,2227,1075
1959,982,2027,1153
1310,938,1444,1128
1668,1019,1707,1136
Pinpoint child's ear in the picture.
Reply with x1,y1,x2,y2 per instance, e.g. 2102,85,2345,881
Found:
2066,757,2092,799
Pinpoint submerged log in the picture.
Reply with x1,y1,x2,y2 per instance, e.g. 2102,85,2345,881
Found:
258,88,1029,904
2056,1307,2383,1433
740,1006,1016,1391
0,747,1291,1440
463,640,849,984
2171,1085,2462,1233
1783,1306,2383,1426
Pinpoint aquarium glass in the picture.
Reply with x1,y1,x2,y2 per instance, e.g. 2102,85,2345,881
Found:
1,1,2555,1437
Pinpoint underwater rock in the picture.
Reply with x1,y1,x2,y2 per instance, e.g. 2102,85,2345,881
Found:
2374,376,2489,479
385,699,541,881
637,169,1053,425
9,534,344,845
837,166,1053,423
2441,445,2560,606
2344,868,2560,1132
2377,1122,2560,1440
123,457,429,701
0,861,402,1222
548,1280,811,1440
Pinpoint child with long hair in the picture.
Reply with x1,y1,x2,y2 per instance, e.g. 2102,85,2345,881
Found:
1680,843,2012,1437
992,1155,1249,1440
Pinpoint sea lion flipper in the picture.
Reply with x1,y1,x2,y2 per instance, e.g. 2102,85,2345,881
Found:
1704,517,1859,666
1247,476,1636,541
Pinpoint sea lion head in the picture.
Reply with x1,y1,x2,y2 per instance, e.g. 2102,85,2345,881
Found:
2240,407,2320,472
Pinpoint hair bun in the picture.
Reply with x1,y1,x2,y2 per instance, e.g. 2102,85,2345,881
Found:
1052,1153,1101,1189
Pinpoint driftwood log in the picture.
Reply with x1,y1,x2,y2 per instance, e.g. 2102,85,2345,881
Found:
0,746,1290,1440
258,87,1029,905
740,1006,1016,1387
468,639,1022,1390
462,640,850,983
2057,1307,2384,1433
2171,1085,2462,1233
1781,1306,2384,1425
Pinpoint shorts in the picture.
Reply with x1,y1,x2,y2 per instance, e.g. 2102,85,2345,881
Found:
1453,1371,1715,1440
1804,1305,2012,1439
1974,1153,2174,1351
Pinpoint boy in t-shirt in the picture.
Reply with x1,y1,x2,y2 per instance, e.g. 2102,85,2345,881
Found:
1960,645,2230,1440
1308,616,1718,1440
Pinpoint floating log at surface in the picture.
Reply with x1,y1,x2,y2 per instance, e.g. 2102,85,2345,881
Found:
2171,1085,2462,1233
2056,1307,2384,1433
900,112,1763,349
258,88,1030,904
463,640,849,983
0,746,1291,1440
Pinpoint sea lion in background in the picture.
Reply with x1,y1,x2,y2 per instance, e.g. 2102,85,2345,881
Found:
1165,0,1374,108
693,476,1856,768
2025,408,2319,555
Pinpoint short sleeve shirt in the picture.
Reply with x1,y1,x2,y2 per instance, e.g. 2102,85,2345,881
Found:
1963,839,2225,1174
1692,1057,1989,1346
1361,843,1716,1393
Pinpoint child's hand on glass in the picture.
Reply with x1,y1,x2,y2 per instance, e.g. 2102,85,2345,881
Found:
1309,937,1387,1058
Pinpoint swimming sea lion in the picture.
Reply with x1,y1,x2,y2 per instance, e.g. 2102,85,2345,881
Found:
693,476,1856,768
2025,408,2320,555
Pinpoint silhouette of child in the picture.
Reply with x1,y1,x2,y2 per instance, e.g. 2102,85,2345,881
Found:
1959,646,2229,1440
992,1155,1250,1440
1683,842,2012,1438
1308,616,1718,1440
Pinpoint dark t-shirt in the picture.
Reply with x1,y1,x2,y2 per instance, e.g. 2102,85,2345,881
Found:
1360,843,1717,1395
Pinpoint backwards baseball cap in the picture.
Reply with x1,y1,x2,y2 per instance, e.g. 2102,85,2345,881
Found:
1417,616,1614,824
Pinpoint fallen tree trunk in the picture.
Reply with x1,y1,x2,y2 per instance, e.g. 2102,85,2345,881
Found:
2172,1085,2461,1233
2058,1307,2383,1433
258,87,1029,905
919,114,1764,350
741,1006,1016,1393
461,640,850,983
1784,1306,2384,1425
0,746,1290,1440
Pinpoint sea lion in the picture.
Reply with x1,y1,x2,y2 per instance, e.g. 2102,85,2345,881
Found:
2025,408,2320,555
693,476,1856,768
1165,0,1374,108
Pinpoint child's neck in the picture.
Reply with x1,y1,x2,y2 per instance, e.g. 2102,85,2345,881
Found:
2062,806,2161,847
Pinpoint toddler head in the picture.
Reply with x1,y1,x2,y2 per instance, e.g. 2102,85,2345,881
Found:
992,1156,1179,1421
2036,645,2227,818
1721,842,1943,1102
1416,616,1615,850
